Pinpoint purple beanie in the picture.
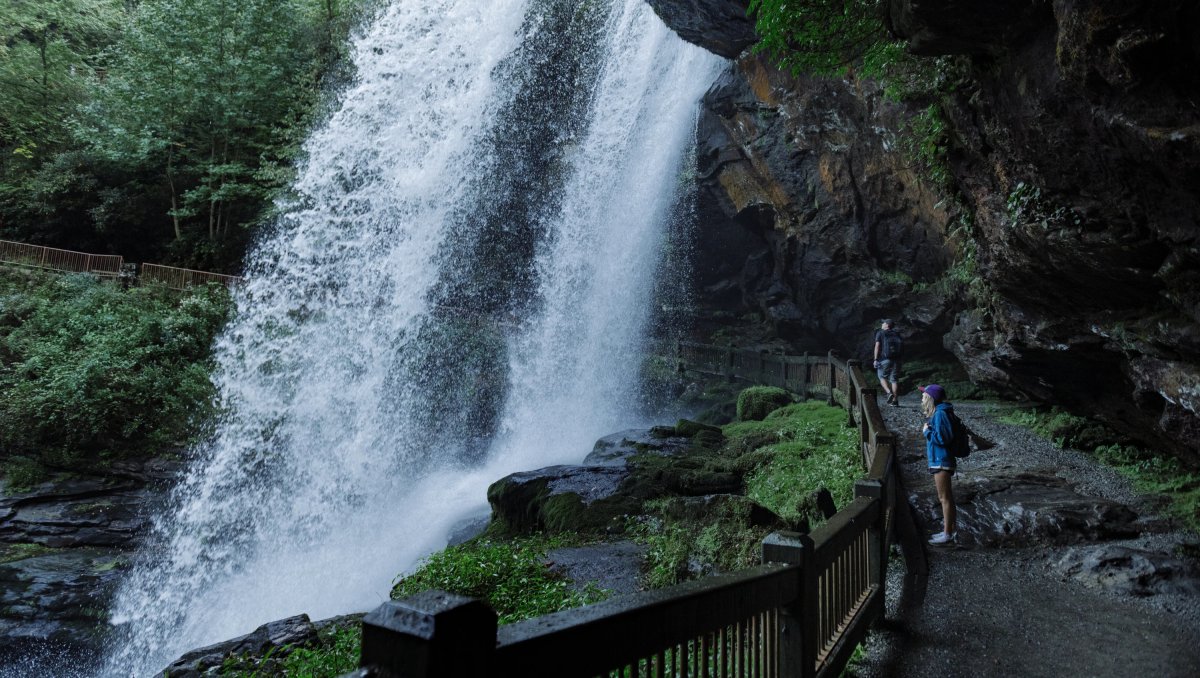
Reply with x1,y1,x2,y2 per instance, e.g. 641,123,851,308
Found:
920,384,947,402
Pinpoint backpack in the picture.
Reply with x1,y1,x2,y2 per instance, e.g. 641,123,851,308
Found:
947,409,971,458
881,330,902,360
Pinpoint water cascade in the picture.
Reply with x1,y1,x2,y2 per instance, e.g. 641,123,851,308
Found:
100,0,722,674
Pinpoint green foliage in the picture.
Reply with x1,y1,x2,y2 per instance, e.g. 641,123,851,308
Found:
733,403,860,522
1005,180,1084,231
899,105,952,191
391,534,609,625
735,385,793,422
1094,444,1200,534
632,498,771,589
218,623,361,678
998,407,1098,450
0,0,368,269
748,0,886,76
0,271,232,463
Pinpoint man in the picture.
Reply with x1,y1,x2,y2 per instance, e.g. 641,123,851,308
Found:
873,319,902,406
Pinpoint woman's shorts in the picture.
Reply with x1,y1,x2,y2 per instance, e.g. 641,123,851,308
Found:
929,466,955,475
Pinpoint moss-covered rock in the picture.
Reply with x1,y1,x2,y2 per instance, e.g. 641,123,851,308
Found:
675,419,722,437
736,386,793,422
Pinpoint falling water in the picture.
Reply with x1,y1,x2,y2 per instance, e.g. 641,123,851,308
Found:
98,0,723,674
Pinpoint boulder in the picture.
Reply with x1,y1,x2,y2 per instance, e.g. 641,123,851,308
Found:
1051,544,1200,598
912,470,1141,545
644,0,756,58
160,613,363,677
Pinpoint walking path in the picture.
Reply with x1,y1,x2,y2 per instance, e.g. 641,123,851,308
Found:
858,401,1200,677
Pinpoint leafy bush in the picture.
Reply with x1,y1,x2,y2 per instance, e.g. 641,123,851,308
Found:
0,271,232,464
735,386,792,422
391,534,608,625
748,0,887,76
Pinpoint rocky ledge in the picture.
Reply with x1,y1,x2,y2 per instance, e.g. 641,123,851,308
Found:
0,457,181,660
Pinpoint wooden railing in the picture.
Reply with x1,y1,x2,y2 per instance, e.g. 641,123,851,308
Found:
350,344,926,678
0,239,123,279
140,263,243,291
0,239,243,290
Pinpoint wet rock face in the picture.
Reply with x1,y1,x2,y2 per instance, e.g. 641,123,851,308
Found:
161,613,363,677
672,0,1200,461
0,458,180,659
692,57,958,354
644,0,755,58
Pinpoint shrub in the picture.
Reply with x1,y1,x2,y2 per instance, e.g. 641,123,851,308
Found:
0,271,232,464
736,386,792,422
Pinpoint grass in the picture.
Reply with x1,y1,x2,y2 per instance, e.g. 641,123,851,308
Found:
730,401,861,522
1000,407,1200,534
634,399,862,589
218,623,361,678
391,533,609,625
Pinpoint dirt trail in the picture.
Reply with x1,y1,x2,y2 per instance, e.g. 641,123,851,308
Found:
858,401,1200,678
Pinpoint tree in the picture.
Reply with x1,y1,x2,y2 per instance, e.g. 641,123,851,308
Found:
0,0,121,155
84,0,344,246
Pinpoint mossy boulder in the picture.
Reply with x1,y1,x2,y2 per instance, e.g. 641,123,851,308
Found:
736,386,793,422
585,429,692,466
675,419,721,437
486,466,638,536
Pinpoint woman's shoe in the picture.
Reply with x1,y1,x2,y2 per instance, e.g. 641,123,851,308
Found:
928,531,956,545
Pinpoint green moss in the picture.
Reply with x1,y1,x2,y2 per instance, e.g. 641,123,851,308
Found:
675,419,721,437
632,497,776,590
736,386,793,422
0,542,56,564
218,622,362,678
391,534,608,625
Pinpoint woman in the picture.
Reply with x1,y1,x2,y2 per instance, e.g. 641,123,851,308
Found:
920,384,957,544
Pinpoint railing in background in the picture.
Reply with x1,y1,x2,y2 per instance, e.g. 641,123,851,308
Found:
140,263,243,291
0,239,123,279
351,343,928,678
0,239,243,291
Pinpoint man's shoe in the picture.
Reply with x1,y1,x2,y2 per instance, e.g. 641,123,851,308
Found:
886,393,896,405
890,395,900,407
928,531,956,545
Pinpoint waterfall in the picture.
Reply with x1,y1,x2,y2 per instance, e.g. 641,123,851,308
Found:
98,0,723,674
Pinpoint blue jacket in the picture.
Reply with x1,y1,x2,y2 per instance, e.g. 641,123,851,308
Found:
924,402,956,472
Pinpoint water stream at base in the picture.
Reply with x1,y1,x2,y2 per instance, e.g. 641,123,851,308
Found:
94,1,722,674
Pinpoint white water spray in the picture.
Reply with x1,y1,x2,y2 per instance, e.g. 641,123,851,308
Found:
100,1,722,674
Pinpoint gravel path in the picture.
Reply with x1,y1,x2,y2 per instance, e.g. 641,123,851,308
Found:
856,400,1200,678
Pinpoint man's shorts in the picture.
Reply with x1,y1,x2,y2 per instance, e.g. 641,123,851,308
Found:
876,359,900,382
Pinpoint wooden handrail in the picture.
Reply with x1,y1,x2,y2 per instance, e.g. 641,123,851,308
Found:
357,341,920,678
0,239,242,291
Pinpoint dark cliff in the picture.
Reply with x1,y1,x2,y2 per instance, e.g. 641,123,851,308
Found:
653,0,1200,464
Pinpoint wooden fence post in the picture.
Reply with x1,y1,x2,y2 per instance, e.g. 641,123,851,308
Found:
799,353,808,400
855,480,885,599
359,591,497,677
844,360,860,428
762,532,817,678
827,351,836,406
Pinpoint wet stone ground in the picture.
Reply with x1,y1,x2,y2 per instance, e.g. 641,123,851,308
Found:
857,401,1200,678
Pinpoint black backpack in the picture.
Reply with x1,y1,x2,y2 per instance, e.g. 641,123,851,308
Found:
947,409,971,458
881,330,902,360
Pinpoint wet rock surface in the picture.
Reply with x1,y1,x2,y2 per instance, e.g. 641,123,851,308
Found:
859,400,1200,677
0,457,181,660
547,541,648,597
160,612,363,678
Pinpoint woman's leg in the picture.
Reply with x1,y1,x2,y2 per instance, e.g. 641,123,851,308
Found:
933,471,956,535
